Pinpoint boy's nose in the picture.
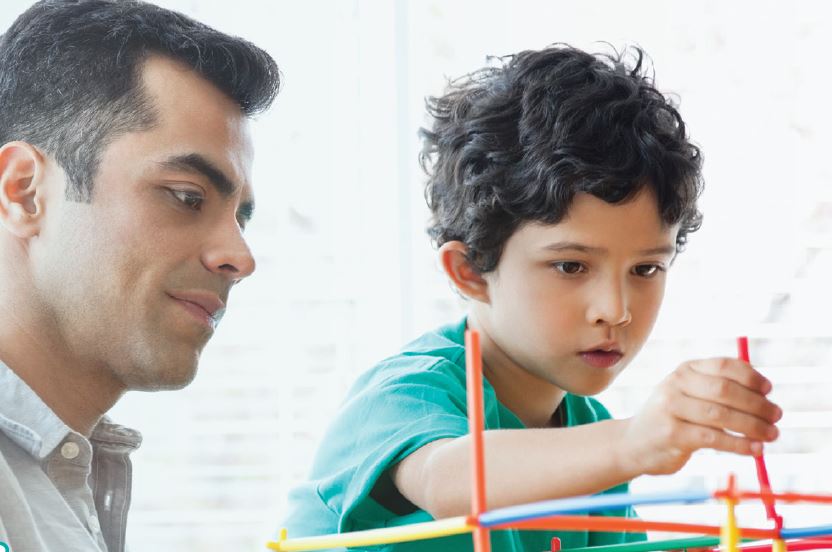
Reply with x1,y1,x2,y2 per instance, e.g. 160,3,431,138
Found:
586,283,632,327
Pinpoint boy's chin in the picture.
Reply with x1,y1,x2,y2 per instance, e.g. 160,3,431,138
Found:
559,377,616,397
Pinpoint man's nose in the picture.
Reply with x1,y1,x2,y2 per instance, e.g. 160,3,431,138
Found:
201,220,256,282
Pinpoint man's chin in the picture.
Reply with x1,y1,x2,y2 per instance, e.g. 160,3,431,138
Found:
121,361,200,391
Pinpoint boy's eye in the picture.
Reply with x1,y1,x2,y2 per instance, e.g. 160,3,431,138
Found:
633,264,663,278
170,189,204,211
552,261,585,275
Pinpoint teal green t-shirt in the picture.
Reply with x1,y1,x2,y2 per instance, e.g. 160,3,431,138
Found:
283,318,645,551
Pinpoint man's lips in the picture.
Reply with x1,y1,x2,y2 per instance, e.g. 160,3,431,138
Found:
167,291,226,329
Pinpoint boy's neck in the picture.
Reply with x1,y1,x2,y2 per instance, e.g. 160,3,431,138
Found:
467,315,566,429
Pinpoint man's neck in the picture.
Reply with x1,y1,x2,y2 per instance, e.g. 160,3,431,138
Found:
0,303,124,437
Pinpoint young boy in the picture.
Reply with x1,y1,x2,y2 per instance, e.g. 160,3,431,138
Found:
283,45,781,551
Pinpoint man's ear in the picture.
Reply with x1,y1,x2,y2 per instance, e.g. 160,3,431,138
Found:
438,241,490,303
0,141,47,238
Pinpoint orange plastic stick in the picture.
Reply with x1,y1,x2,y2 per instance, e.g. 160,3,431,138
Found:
465,330,490,552
715,491,832,505
489,515,777,540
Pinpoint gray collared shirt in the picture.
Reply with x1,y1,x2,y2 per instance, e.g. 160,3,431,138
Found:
0,360,141,552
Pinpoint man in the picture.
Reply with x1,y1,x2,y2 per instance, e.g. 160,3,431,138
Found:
0,1,280,551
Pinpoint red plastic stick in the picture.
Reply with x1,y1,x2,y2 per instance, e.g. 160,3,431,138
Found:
706,538,832,552
488,514,777,539
737,336,750,366
737,337,780,524
465,330,491,552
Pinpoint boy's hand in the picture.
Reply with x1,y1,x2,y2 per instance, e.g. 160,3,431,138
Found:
620,357,782,476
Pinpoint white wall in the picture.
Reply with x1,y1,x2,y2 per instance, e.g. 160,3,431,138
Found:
2,1,831,549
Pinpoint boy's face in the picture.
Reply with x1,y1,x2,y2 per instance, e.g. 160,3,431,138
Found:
475,189,677,396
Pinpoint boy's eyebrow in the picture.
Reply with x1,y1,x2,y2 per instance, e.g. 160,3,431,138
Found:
638,245,677,256
542,242,676,256
158,153,255,223
542,242,603,254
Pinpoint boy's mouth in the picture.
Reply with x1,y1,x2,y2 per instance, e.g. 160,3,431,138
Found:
578,347,624,369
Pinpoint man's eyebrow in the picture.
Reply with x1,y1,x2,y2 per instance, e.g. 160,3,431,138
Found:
542,242,676,256
159,153,237,198
159,153,255,224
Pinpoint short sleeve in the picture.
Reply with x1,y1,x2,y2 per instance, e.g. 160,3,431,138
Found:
300,357,473,534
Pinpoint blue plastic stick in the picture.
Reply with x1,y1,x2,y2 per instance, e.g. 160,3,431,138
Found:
479,489,712,528
780,524,832,538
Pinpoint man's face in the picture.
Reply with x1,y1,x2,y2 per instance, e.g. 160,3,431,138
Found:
476,190,678,396
30,56,256,390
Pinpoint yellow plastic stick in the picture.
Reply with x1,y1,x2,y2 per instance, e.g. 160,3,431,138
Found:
721,475,740,552
266,516,472,551
771,539,786,552
720,497,739,552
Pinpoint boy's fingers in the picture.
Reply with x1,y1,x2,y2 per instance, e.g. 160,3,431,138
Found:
684,357,771,394
672,368,782,424
678,421,763,456
669,394,779,443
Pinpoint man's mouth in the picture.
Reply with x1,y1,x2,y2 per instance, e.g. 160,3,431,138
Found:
167,291,226,330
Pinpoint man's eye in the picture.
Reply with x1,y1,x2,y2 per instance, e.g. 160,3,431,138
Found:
633,264,664,278
552,261,585,275
170,190,204,210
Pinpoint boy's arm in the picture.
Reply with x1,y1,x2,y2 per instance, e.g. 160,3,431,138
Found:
393,419,633,519
392,357,781,519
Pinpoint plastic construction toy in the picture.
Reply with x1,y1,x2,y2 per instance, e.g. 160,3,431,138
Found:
267,335,832,552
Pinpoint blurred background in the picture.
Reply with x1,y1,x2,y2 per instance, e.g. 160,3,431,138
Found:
3,0,831,549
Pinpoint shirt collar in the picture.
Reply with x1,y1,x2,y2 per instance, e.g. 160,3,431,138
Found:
0,360,141,459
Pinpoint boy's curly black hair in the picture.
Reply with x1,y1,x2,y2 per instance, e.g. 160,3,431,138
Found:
420,44,703,273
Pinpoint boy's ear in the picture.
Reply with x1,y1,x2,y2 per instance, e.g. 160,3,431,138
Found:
438,241,490,303
0,141,48,238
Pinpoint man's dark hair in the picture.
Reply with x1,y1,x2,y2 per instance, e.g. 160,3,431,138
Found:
0,0,280,201
421,44,703,273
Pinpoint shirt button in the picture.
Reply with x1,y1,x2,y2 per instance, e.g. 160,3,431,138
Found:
60,441,80,460
88,515,101,533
